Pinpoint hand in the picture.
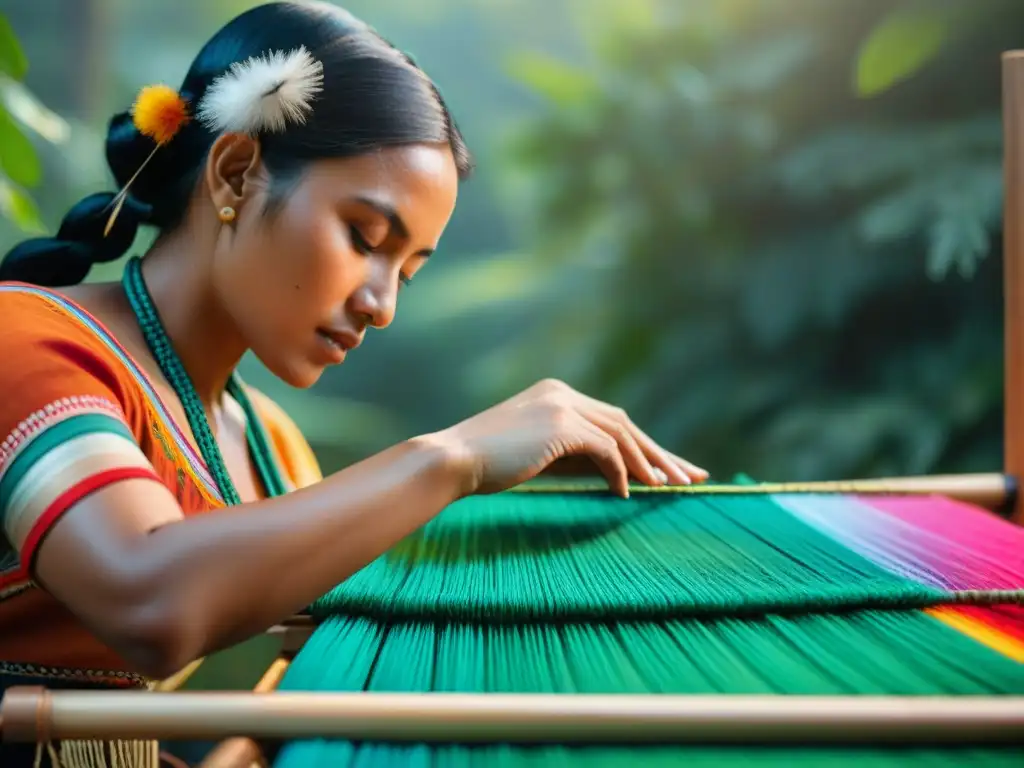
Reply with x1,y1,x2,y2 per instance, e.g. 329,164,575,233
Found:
430,379,708,498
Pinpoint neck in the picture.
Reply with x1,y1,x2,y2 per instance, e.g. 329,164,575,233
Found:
135,231,248,410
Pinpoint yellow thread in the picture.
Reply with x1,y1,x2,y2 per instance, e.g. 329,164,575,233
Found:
927,607,1024,663
512,481,942,495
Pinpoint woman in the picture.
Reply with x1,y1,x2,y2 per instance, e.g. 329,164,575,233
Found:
0,2,706,765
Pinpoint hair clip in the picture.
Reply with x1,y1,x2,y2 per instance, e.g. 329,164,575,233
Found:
197,45,324,135
104,84,190,235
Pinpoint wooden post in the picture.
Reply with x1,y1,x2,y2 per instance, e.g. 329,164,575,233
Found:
1003,52,1024,525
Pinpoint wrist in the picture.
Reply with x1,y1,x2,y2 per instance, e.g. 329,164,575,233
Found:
406,430,479,500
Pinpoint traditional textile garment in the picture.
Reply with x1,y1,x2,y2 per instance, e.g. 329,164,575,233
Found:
274,488,1024,767
0,283,322,764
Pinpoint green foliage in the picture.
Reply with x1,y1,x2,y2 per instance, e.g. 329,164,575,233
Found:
0,12,67,234
0,105,41,187
494,0,1011,481
854,3,954,97
0,176,43,233
0,14,27,81
502,52,596,106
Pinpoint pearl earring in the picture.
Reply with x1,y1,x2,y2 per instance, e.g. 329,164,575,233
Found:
218,206,236,223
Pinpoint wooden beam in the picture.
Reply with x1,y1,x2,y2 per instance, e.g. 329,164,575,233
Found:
2,689,1022,745
1003,52,1024,525
196,659,291,768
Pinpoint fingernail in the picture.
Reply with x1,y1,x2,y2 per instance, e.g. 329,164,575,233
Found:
652,468,668,485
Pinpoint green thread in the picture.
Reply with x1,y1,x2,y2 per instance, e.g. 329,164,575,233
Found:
121,256,288,504
276,612,1024,767
308,492,963,622
275,492,1024,767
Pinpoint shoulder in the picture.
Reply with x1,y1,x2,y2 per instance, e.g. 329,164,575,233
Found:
0,282,95,338
0,285,166,568
244,385,323,490
0,283,138,409
0,282,120,352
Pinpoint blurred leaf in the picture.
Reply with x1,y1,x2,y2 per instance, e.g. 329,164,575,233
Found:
0,105,41,188
0,76,69,144
854,5,951,97
567,0,659,58
773,117,1000,199
718,32,817,94
503,51,596,106
499,0,1009,483
927,210,989,280
0,176,43,233
401,252,556,324
0,14,27,82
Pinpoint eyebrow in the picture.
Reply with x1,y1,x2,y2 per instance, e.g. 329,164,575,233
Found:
353,196,435,258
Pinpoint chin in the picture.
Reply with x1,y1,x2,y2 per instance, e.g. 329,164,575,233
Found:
257,352,327,390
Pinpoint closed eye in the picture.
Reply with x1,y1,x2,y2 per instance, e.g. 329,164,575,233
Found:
348,225,379,254
351,226,415,288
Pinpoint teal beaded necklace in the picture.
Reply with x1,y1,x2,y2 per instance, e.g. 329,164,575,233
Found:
121,256,289,504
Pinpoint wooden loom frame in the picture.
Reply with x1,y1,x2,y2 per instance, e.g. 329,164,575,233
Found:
5,51,1024,768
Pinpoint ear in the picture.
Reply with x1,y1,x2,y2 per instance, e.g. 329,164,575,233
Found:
204,132,267,219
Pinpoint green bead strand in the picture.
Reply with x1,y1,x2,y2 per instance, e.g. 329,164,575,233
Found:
121,256,288,504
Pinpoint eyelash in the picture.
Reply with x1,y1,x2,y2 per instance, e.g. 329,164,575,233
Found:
348,225,376,254
349,225,414,287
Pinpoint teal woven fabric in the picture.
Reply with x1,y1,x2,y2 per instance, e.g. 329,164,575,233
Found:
310,492,946,621
273,490,1024,767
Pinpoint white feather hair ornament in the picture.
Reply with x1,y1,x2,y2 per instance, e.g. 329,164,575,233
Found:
197,45,324,135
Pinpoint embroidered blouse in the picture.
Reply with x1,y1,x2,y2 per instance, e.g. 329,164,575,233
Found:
0,283,322,688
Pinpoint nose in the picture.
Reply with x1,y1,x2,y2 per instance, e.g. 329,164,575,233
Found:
349,272,398,330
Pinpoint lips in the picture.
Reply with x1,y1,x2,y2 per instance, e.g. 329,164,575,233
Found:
316,327,362,352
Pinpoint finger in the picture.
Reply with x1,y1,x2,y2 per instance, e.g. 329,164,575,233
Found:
622,424,708,484
595,406,694,486
573,399,684,483
572,393,708,485
668,453,709,483
566,414,630,499
584,411,664,487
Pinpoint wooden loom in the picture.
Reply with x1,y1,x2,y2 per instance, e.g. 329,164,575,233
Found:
5,52,1024,768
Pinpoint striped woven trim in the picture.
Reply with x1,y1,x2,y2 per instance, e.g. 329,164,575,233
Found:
0,284,224,503
0,659,150,688
0,398,161,569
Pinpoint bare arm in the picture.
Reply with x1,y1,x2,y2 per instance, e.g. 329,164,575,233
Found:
34,436,465,679
31,379,705,680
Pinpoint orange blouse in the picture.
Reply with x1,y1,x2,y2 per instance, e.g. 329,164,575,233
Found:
0,282,322,687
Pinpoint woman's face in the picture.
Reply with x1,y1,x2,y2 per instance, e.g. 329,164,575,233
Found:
216,143,459,388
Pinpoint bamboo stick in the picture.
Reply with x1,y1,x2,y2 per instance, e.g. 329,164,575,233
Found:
1004,52,1024,525
516,472,1012,510
266,618,314,653
197,659,291,768
153,657,206,693
2,689,1022,745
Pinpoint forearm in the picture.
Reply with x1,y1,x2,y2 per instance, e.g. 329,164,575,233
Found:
153,436,466,658
36,435,468,677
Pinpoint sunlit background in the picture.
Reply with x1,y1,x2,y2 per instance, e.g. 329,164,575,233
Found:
0,0,1018,484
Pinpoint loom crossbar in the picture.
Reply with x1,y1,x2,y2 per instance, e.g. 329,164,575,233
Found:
2,689,1024,745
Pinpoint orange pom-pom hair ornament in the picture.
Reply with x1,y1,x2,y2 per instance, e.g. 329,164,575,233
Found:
104,84,190,235
133,84,190,145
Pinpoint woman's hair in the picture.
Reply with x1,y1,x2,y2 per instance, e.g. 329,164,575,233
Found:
1,1,472,287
